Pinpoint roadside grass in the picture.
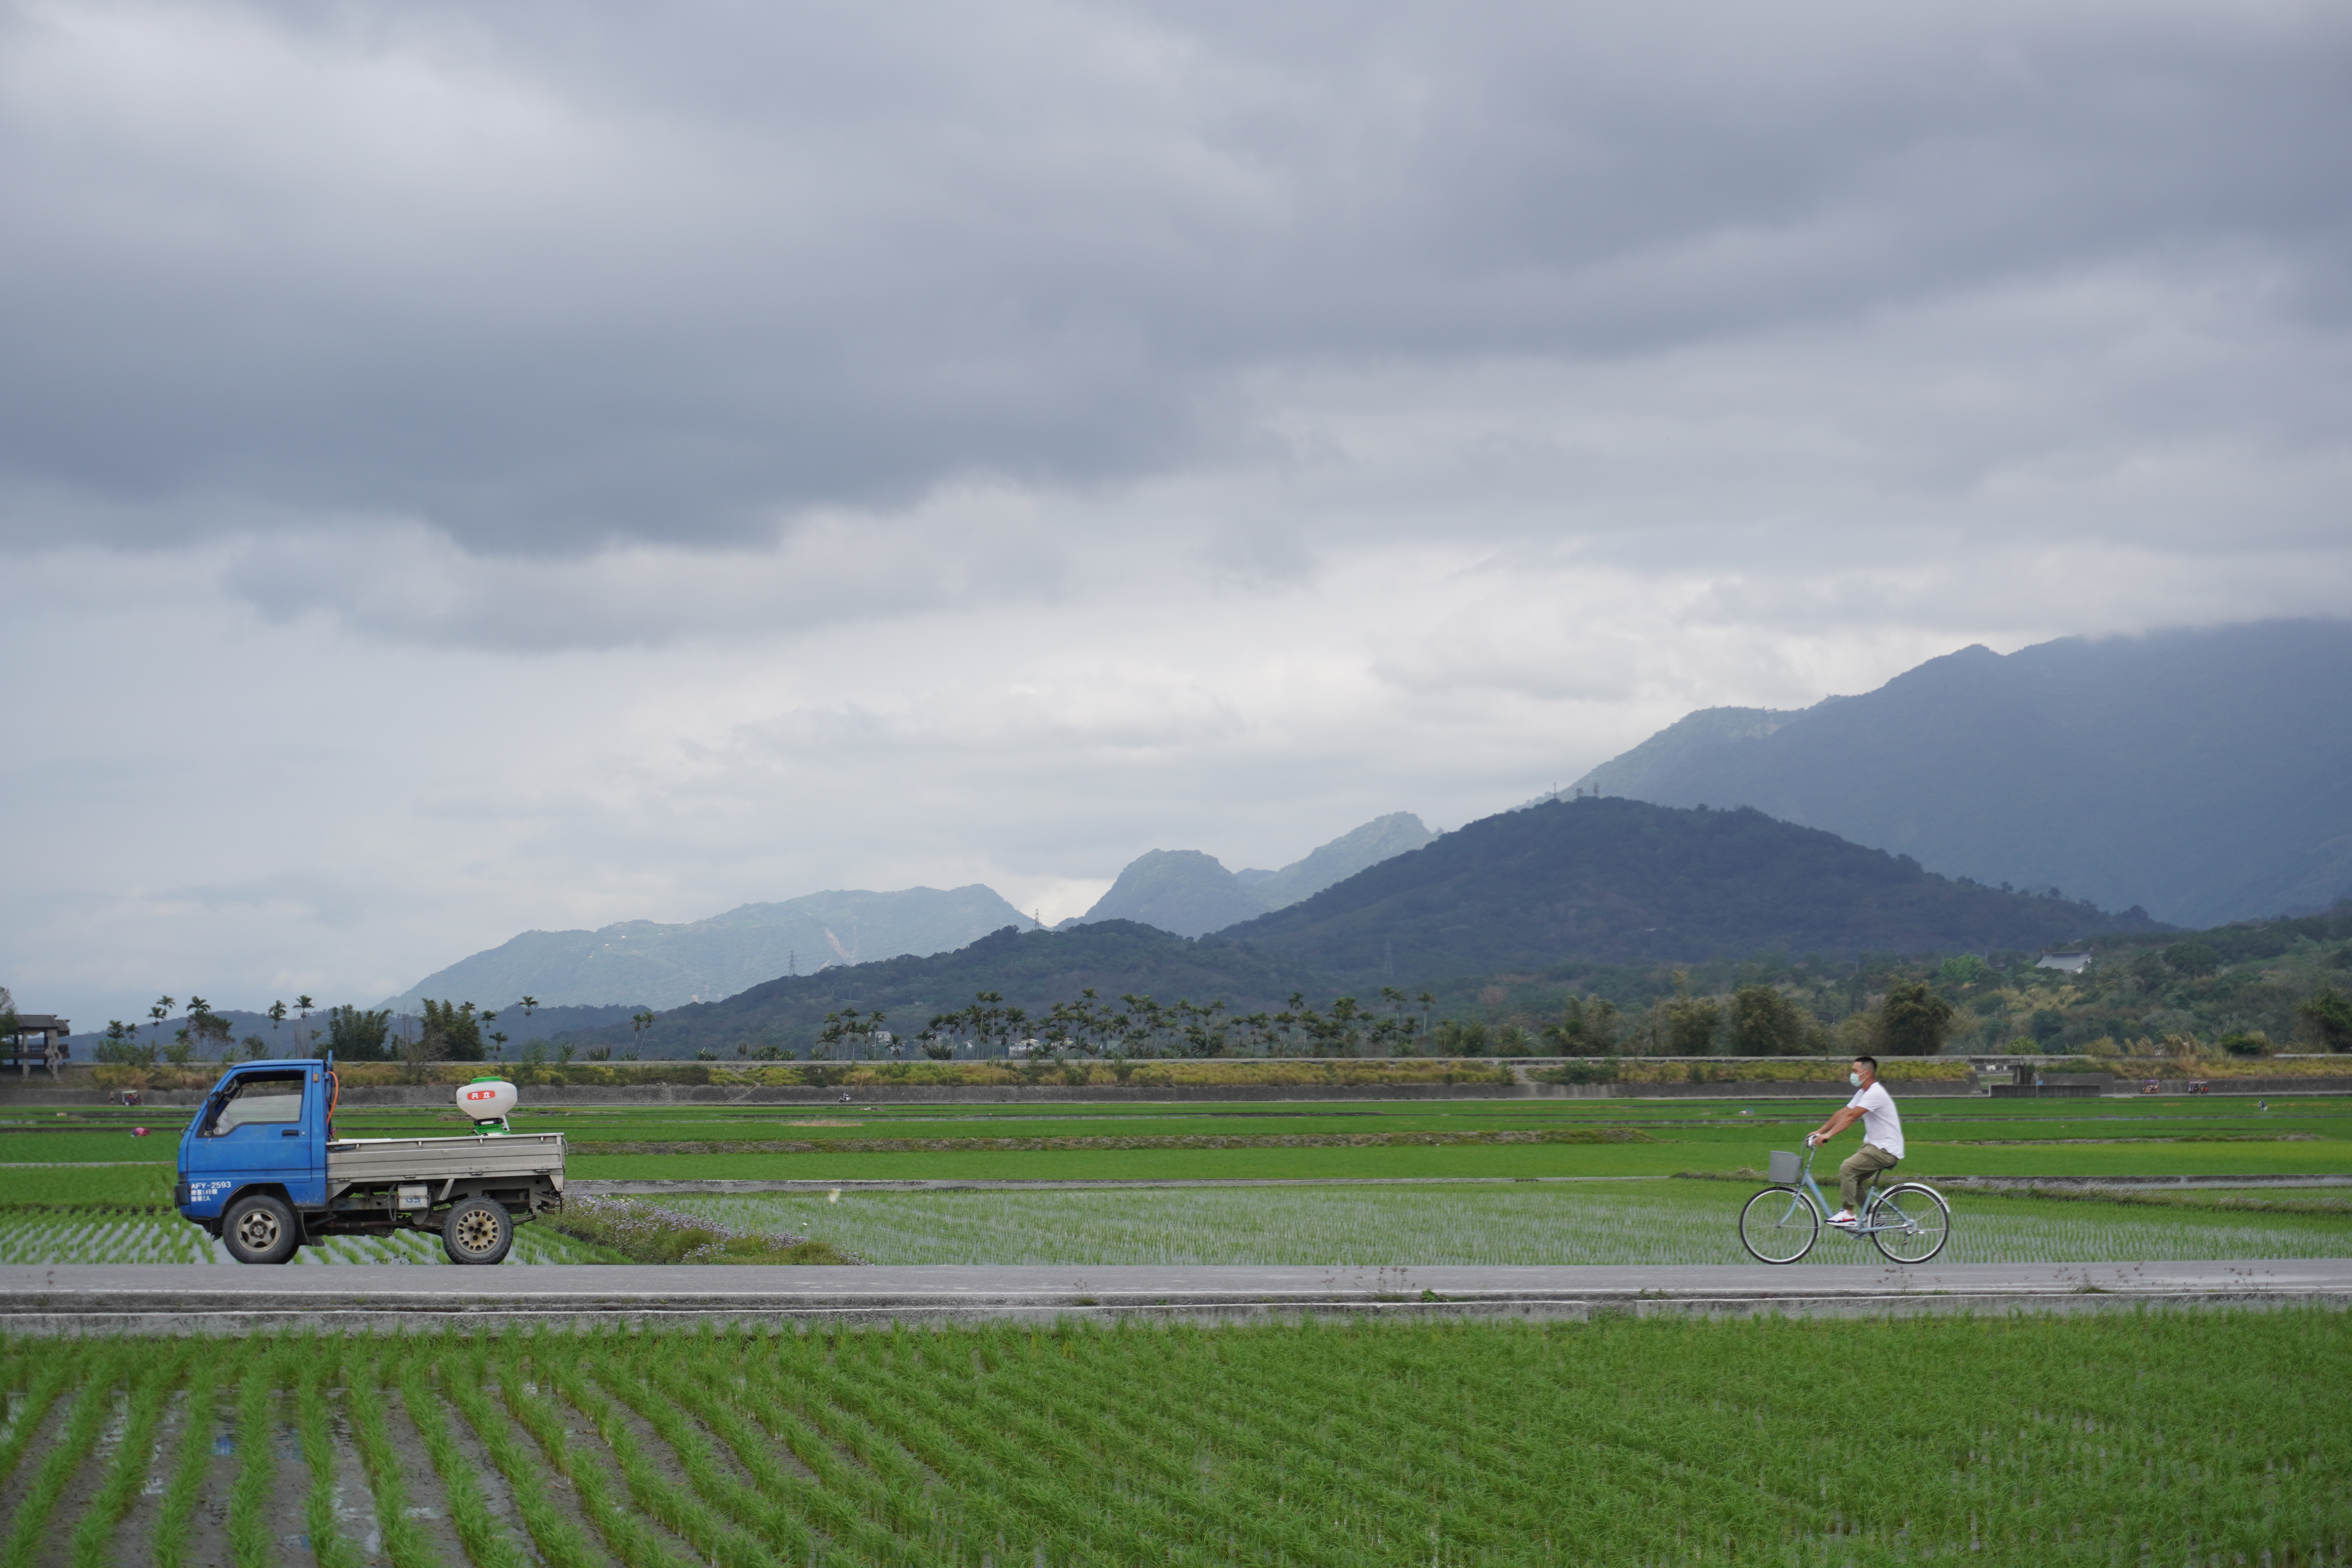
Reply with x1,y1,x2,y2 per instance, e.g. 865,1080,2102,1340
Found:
0,1314,2344,1564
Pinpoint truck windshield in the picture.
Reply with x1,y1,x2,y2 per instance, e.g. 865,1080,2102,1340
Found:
202,1073,305,1134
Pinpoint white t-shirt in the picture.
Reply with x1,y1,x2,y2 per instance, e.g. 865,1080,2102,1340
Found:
1847,1080,1904,1159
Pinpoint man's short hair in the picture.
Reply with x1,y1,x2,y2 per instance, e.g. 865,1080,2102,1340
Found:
1852,1055,1878,1073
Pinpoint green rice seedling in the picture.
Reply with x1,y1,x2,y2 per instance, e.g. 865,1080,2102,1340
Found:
0,1344,123,1568
588,1338,831,1563
294,1348,363,1568
68,1347,183,1568
226,1346,284,1568
394,1356,528,1568
896,1351,1216,1561
0,1354,76,1492
824,1325,1181,1564
340,1346,437,1568
529,1335,769,1568
643,1337,928,1564
151,1357,229,1568
432,1347,607,1568
748,1330,1029,1551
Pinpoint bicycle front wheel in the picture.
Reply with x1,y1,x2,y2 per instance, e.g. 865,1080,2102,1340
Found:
1738,1186,1819,1264
1869,1184,1951,1263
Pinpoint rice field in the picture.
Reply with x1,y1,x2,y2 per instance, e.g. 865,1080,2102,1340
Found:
0,1312,2344,1565
657,1180,2352,1267
0,1210,615,1265
3,1181,2349,1267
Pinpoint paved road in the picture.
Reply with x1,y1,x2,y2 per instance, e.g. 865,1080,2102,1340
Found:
4,1260,2346,1334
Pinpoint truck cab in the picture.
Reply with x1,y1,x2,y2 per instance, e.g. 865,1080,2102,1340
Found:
176,1056,564,1264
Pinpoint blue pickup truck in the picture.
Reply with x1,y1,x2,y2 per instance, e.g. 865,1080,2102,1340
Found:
174,1056,566,1264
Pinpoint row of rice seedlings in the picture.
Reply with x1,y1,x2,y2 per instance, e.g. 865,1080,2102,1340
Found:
338,1356,438,1568
151,1361,224,1568
295,1357,363,1568
934,1330,1287,1560
392,1359,529,1568
435,1343,608,1568
67,1345,183,1568
781,1323,1065,1553
823,1334,1156,1561
526,1339,753,1567
0,1207,616,1265
671,1181,2352,1266
590,1335,835,1562
0,1342,125,1568
668,1335,931,1561
227,1350,283,1568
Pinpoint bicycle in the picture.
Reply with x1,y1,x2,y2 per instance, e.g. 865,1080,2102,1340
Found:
1736,1142,1951,1264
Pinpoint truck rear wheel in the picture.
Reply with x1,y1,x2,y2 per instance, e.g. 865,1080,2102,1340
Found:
442,1196,513,1265
222,1194,300,1265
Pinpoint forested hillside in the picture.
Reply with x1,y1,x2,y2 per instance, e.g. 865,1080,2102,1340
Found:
1213,796,2160,987
1568,618,2352,927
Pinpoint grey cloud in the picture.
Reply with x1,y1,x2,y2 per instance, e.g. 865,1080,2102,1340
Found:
2,0,2345,555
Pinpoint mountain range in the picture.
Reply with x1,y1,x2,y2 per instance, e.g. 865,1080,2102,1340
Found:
560,797,2156,1056
1564,618,2352,929
384,886,1033,1013
386,814,1436,1012
1067,813,1434,937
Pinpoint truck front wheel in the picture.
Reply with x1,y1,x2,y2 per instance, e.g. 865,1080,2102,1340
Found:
442,1197,513,1265
222,1194,300,1265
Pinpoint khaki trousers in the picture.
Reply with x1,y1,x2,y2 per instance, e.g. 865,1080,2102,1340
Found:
1839,1143,1901,1212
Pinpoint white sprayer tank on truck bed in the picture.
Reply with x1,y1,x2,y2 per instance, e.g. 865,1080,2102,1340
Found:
174,1057,564,1263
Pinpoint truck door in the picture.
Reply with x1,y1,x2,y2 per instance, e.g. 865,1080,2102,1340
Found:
184,1069,322,1208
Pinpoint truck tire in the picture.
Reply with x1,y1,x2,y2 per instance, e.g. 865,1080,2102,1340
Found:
222,1194,300,1265
442,1196,514,1265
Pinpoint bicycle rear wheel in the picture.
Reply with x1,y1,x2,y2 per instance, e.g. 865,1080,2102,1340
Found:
1738,1186,1819,1264
1868,1184,1951,1263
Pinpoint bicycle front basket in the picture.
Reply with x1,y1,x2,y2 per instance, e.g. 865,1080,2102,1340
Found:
1768,1150,1802,1185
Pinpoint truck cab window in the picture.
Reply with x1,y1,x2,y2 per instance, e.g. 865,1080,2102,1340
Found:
202,1073,305,1134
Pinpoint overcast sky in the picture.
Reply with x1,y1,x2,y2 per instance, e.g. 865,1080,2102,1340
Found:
5,0,2349,1028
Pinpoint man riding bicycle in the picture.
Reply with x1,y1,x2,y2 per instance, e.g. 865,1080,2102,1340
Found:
1806,1054,1904,1227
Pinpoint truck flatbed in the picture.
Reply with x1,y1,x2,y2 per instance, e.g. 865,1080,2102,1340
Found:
326,1132,566,1196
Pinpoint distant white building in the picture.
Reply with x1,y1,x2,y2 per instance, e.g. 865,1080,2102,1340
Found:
2035,951,2092,975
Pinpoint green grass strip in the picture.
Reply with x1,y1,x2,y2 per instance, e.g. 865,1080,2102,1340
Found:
227,1346,284,1568
0,1344,120,1568
69,1347,183,1568
494,1332,697,1568
394,1353,528,1568
341,1344,436,1568
152,1356,229,1568
433,1343,604,1568
295,1347,363,1568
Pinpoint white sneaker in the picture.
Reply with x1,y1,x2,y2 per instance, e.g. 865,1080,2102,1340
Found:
1826,1211,1857,1226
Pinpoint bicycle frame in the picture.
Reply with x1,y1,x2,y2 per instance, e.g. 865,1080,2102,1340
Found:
1783,1143,1899,1233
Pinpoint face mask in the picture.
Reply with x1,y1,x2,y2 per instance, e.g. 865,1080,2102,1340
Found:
1849,1072,1862,1087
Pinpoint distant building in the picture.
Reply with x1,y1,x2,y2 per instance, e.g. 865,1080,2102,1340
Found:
8,1014,72,1078
2034,951,2092,975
